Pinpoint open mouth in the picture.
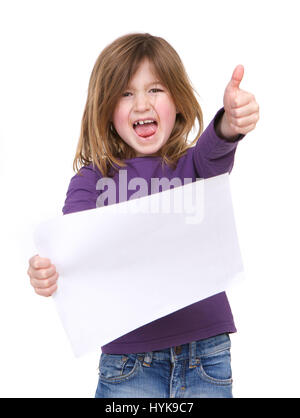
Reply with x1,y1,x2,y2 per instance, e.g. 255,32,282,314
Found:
133,121,158,138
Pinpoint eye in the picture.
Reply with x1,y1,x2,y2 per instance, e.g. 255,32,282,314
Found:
150,88,163,93
122,92,132,97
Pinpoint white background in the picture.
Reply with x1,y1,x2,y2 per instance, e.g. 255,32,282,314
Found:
0,0,299,398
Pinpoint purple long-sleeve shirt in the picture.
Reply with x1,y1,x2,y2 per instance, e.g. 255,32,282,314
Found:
62,107,244,354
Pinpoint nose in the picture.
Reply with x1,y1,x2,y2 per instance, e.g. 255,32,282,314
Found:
133,92,151,112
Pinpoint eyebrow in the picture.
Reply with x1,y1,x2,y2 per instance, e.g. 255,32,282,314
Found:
127,80,162,89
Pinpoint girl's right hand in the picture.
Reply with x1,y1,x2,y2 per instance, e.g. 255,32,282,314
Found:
27,254,59,297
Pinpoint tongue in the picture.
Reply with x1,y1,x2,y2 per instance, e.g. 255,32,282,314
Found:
134,122,157,138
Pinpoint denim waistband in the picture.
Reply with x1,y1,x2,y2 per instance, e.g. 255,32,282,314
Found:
137,333,230,369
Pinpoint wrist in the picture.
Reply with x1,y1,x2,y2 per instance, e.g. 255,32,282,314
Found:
216,112,240,142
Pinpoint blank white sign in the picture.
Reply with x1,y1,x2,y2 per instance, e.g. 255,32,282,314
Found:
33,173,244,357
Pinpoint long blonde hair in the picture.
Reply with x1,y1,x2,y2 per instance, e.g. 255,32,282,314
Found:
73,33,203,177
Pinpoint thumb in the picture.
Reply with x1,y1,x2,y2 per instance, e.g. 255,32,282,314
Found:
229,64,244,89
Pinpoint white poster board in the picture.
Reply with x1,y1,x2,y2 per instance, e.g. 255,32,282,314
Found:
34,173,244,357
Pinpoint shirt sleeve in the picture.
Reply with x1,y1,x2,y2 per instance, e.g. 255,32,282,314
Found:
193,107,245,179
62,164,100,215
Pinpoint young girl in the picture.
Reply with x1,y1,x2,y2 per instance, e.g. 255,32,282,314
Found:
27,33,259,398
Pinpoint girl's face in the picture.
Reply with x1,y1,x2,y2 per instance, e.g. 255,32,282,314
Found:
112,58,178,157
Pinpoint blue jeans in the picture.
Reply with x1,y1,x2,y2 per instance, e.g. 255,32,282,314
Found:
95,333,233,398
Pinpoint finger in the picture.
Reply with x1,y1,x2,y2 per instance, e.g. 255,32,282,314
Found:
30,272,59,290
34,264,57,280
230,91,254,109
230,64,244,89
238,123,257,135
34,282,58,297
230,101,259,118
28,264,56,279
29,255,52,270
230,113,259,128
229,122,257,136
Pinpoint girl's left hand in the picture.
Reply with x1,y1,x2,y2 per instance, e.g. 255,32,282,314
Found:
220,65,260,139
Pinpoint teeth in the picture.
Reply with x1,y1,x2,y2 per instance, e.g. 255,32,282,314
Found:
133,119,155,126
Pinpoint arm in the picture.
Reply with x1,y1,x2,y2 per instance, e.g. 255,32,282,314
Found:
214,110,241,142
193,107,243,178
193,65,259,178
62,164,100,215
28,164,100,299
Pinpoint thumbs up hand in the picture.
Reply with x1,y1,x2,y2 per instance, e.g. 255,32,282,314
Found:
217,65,259,140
